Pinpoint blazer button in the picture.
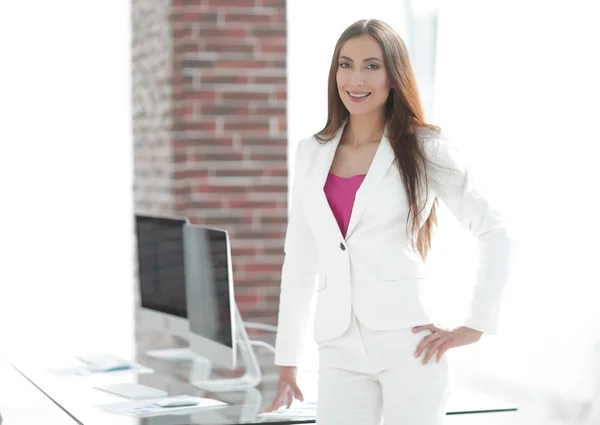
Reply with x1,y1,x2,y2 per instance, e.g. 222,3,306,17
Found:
340,242,346,251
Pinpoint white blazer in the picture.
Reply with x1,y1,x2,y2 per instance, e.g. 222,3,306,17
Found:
274,125,514,367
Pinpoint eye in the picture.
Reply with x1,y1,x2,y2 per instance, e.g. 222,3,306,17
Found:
339,62,351,68
366,63,380,70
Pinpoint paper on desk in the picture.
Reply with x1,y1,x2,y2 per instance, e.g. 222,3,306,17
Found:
96,395,228,417
257,402,317,420
49,361,153,376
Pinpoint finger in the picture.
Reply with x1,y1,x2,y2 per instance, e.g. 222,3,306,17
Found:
414,331,443,358
413,323,438,334
291,383,304,402
264,389,286,412
264,400,279,412
285,390,293,409
423,336,447,365
264,398,281,412
436,341,452,363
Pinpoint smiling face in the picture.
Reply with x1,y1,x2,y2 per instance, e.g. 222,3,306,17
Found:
336,35,391,117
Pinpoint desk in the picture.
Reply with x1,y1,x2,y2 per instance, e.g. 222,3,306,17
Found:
6,324,517,424
0,359,78,424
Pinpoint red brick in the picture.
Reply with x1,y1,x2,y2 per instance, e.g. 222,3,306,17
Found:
174,41,199,54
249,27,286,37
231,247,260,256
178,121,219,132
197,27,248,38
173,10,219,24
235,229,281,240
194,185,248,195
202,152,244,161
261,247,285,256
259,42,286,54
202,105,251,116
174,169,211,179
252,184,287,193
259,0,286,6
260,215,288,224
224,13,271,25
272,89,287,101
179,59,215,69
204,43,255,54
241,138,286,147
215,60,269,69
250,153,287,161
184,200,225,209
224,120,270,131
235,288,262,307
206,0,257,6
174,137,234,148
173,185,192,196
242,263,281,273
269,9,286,25
173,105,194,117
203,216,252,226
201,75,249,84
185,91,217,101
221,91,270,101
264,167,287,177
214,168,264,177
173,27,194,40
250,75,286,85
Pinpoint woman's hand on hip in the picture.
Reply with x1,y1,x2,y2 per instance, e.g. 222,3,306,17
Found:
413,324,483,365
264,366,304,412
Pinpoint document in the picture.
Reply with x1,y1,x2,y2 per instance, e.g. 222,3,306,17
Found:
96,395,228,417
257,401,317,420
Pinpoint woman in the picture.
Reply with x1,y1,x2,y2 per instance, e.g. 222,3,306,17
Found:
265,19,514,425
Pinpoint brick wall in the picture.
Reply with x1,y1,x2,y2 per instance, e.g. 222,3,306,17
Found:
132,0,288,325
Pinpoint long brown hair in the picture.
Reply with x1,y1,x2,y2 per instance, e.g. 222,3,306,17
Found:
315,19,439,260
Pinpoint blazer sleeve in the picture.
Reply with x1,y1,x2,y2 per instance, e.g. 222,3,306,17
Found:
274,139,318,366
425,133,515,335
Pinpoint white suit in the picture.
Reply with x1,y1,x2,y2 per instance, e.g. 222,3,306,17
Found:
274,124,514,424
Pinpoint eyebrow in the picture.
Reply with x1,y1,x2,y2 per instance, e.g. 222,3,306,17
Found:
339,55,383,63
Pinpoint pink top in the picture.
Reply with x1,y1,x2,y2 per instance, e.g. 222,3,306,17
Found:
324,172,366,238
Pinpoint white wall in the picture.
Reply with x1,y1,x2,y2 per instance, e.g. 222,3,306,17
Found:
0,1,134,357
432,0,600,405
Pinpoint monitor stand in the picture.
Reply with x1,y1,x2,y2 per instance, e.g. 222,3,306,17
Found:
190,306,262,392
145,347,198,360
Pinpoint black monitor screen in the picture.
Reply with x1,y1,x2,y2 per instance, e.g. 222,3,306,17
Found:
185,226,233,348
135,214,188,318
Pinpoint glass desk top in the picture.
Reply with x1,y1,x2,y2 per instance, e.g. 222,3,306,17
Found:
7,323,517,425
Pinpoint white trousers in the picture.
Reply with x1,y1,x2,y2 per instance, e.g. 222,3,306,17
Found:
316,314,452,425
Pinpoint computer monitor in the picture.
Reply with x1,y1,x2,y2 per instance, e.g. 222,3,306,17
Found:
183,224,236,368
135,213,190,340
183,223,262,391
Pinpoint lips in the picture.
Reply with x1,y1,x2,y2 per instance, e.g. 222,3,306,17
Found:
348,91,371,98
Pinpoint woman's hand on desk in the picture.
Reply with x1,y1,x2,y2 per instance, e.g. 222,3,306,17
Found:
264,366,304,412
413,324,484,365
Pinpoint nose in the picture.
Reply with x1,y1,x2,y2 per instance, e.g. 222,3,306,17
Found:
349,69,365,87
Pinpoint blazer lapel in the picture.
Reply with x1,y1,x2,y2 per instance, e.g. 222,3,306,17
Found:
304,126,346,243
345,133,396,239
